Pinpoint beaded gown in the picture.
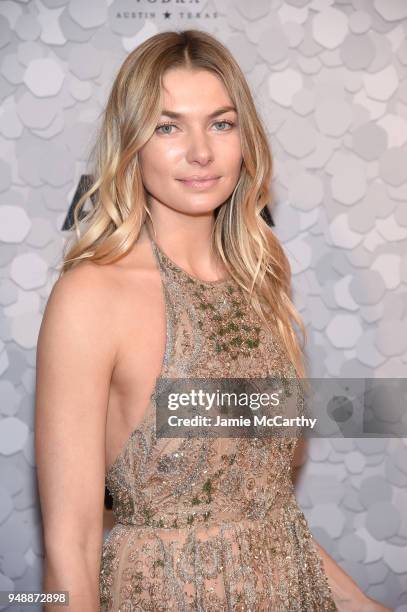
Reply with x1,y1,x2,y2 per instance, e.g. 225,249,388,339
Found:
99,231,337,611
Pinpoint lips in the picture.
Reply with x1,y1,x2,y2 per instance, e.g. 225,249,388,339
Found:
178,176,219,181
178,177,220,189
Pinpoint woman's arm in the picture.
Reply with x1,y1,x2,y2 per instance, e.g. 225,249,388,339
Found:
35,264,118,611
291,442,392,611
313,540,391,612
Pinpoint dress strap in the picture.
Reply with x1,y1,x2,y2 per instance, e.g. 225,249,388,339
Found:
144,220,165,274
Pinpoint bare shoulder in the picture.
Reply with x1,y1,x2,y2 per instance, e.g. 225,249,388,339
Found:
41,240,160,350
37,260,125,373
72,235,162,316
45,248,155,320
49,259,116,309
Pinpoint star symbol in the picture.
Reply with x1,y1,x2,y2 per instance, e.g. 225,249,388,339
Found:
164,11,171,18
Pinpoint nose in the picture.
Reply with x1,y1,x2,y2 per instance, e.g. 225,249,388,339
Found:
185,128,214,163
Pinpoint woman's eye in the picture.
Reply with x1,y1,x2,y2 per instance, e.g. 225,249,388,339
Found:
155,123,176,135
215,120,235,130
155,120,235,135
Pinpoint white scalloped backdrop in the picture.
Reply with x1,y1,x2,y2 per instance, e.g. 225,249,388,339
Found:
0,0,406,610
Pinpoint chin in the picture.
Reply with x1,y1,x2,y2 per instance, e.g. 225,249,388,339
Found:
178,205,220,217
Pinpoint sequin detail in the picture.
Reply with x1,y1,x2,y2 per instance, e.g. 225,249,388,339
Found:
99,235,337,611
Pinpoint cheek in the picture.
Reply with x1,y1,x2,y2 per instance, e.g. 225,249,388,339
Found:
139,145,176,189
220,136,243,171
224,152,243,184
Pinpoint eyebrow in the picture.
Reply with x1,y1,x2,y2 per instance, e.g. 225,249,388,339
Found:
160,105,237,119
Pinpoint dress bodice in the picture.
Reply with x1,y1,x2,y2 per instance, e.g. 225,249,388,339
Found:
105,232,300,530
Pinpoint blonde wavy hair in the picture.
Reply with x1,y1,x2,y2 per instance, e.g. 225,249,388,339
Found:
60,29,308,380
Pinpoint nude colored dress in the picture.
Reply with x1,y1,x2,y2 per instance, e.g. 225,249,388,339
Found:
99,231,337,611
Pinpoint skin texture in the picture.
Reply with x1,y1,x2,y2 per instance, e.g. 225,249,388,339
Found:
35,68,391,611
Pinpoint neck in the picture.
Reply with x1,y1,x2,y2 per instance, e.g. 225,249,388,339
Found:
143,212,226,281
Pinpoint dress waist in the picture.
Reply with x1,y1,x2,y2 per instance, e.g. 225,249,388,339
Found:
113,497,299,531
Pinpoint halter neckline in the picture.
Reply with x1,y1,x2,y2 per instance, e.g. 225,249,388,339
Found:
146,225,231,287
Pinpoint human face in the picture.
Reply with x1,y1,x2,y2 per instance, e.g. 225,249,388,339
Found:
139,68,243,219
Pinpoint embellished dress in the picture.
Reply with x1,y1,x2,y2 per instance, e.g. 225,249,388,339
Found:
99,232,337,611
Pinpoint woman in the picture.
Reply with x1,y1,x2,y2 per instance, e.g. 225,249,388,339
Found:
35,30,391,611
